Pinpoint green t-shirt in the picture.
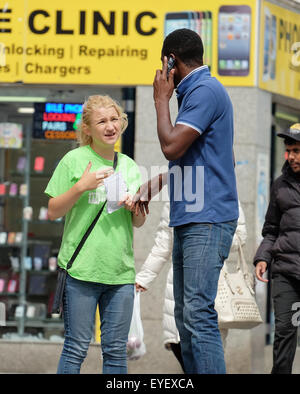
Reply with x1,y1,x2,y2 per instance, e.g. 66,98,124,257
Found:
44,145,141,284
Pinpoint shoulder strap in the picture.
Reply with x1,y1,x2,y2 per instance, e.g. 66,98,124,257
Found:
66,152,118,270
113,151,118,170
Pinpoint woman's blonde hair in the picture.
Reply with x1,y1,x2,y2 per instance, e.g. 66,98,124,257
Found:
77,95,128,146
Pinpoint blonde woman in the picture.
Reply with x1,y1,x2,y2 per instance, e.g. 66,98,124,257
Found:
45,95,145,374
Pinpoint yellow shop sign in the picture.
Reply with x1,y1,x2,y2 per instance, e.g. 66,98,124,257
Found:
0,0,257,86
259,0,300,100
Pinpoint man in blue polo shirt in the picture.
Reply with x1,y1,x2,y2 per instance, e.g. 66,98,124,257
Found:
153,28,239,374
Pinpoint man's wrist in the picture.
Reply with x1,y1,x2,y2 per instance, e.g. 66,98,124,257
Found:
154,97,170,107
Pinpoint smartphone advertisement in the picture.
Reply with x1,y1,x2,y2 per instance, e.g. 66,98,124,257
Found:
163,2,256,86
218,5,251,76
164,11,212,69
262,7,277,81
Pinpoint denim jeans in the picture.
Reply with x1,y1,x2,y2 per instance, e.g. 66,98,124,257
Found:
173,221,237,374
57,274,134,374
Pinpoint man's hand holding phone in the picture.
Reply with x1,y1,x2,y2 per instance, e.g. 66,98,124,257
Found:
167,56,175,77
153,56,175,105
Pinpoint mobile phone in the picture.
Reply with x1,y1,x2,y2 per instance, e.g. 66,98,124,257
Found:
270,15,277,80
203,12,212,69
194,11,202,36
167,56,175,77
262,7,270,81
191,11,212,69
218,5,251,76
190,11,199,34
164,10,212,69
34,156,45,172
164,12,194,37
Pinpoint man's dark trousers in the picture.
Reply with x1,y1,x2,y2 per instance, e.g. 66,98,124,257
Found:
272,273,300,374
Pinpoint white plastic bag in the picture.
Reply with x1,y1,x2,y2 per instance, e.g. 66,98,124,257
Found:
127,290,146,360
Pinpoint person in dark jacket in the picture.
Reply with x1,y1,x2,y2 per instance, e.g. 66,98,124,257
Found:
254,123,300,374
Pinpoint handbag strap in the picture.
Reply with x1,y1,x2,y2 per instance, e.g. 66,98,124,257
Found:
66,151,118,270
237,238,249,274
237,238,255,295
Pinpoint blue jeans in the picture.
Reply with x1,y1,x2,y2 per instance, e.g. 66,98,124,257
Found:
173,221,237,374
57,274,134,374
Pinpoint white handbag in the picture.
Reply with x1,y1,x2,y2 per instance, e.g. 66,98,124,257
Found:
215,240,263,329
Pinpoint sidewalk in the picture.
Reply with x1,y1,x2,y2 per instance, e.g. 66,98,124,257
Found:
1,340,300,374
0,335,182,374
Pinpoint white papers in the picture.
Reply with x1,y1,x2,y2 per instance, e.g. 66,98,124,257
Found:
103,171,128,214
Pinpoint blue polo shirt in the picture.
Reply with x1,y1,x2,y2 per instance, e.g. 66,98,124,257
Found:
168,65,238,226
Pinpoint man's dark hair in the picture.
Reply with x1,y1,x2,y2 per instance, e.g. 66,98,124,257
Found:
162,28,204,67
284,136,298,145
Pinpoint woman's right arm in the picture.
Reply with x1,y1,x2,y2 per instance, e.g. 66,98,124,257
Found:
48,182,85,220
48,162,113,220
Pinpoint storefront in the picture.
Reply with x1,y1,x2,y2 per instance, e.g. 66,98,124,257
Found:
257,0,300,347
0,86,128,340
0,0,299,373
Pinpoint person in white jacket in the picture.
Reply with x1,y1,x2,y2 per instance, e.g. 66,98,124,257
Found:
135,200,247,372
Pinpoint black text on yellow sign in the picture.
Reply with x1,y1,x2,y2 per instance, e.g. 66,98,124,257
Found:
26,10,157,36
0,0,262,88
0,3,161,84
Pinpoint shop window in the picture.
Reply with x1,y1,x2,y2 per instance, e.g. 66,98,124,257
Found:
0,89,135,341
